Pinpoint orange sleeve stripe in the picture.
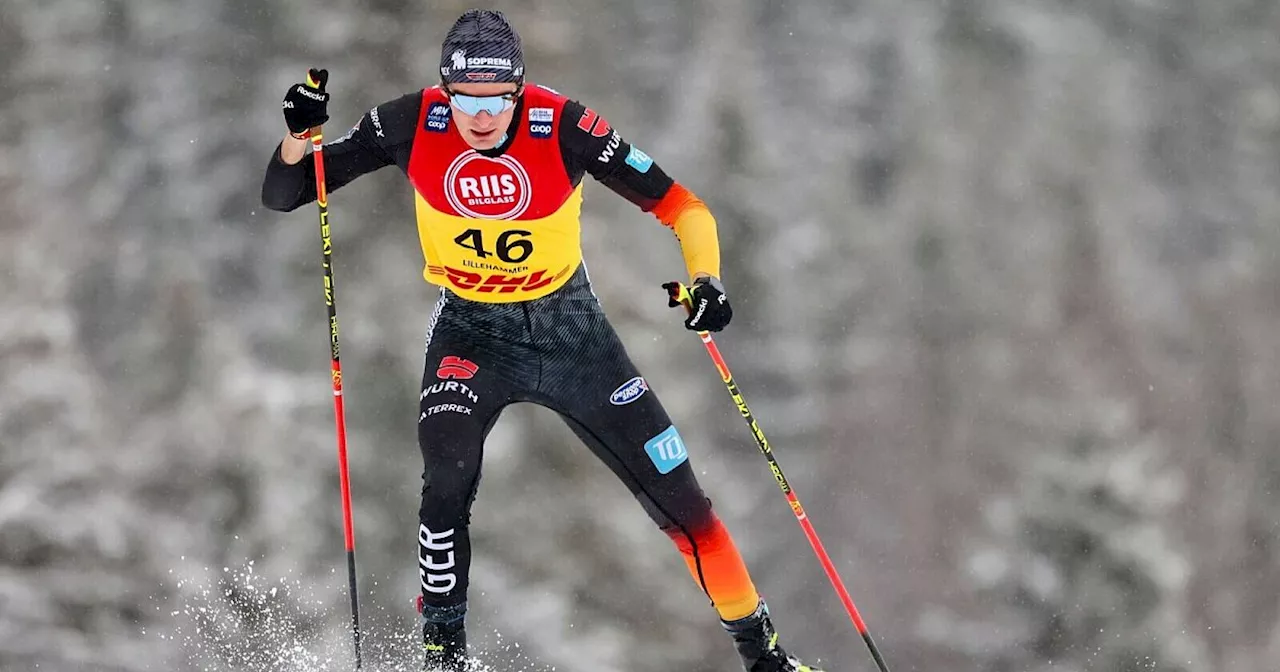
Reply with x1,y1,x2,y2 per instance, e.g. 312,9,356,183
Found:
651,183,699,226
651,183,721,280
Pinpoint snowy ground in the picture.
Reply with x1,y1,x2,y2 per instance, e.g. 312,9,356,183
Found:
154,562,549,672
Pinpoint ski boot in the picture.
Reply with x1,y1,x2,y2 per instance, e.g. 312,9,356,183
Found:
722,600,825,672
418,597,468,672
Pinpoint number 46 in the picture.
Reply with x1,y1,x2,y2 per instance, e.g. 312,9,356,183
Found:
453,228,534,264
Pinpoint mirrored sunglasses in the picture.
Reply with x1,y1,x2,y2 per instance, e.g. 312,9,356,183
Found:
446,88,521,117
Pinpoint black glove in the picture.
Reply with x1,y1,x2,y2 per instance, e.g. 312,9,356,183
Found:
665,277,732,332
282,68,330,136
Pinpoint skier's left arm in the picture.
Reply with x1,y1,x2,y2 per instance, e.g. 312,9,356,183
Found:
560,101,730,331
560,101,722,281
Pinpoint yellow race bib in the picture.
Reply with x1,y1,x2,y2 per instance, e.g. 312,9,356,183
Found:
414,184,584,302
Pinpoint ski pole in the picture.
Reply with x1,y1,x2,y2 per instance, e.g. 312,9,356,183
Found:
665,282,891,672
306,68,363,669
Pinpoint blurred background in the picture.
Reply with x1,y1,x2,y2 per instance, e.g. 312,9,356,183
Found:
4,0,1280,670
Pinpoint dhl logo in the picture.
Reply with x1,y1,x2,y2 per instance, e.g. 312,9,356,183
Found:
428,265,571,294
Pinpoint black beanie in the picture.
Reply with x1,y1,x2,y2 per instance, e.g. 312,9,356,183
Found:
439,10,525,84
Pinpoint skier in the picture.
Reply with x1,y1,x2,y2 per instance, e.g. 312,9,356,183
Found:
262,10,823,672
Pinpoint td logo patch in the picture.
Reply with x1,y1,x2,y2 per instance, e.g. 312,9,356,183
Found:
625,146,653,173
644,425,688,474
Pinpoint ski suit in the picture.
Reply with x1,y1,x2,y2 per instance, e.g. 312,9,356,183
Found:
261,83,759,623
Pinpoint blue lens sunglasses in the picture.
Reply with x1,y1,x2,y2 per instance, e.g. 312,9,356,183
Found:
445,85,523,117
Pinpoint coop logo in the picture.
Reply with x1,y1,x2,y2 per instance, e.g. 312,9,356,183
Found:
418,524,457,594
436,355,479,380
529,107,554,138
426,102,451,133
643,425,688,474
444,151,532,219
609,376,649,405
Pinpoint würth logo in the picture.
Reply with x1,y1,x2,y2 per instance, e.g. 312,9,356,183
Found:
437,356,479,380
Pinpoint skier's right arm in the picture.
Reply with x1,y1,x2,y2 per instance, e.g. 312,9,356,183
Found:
262,71,416,212
261,116,396,212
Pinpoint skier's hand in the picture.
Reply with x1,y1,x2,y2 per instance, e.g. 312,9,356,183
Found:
663,277,732,332
282,68,330,137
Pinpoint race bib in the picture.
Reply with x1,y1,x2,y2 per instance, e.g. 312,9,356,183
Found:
414,182,584,302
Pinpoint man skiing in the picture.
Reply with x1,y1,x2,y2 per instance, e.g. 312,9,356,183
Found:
262,10,823,672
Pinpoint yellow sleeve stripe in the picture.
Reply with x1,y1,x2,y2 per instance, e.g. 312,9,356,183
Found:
650,183,721,280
